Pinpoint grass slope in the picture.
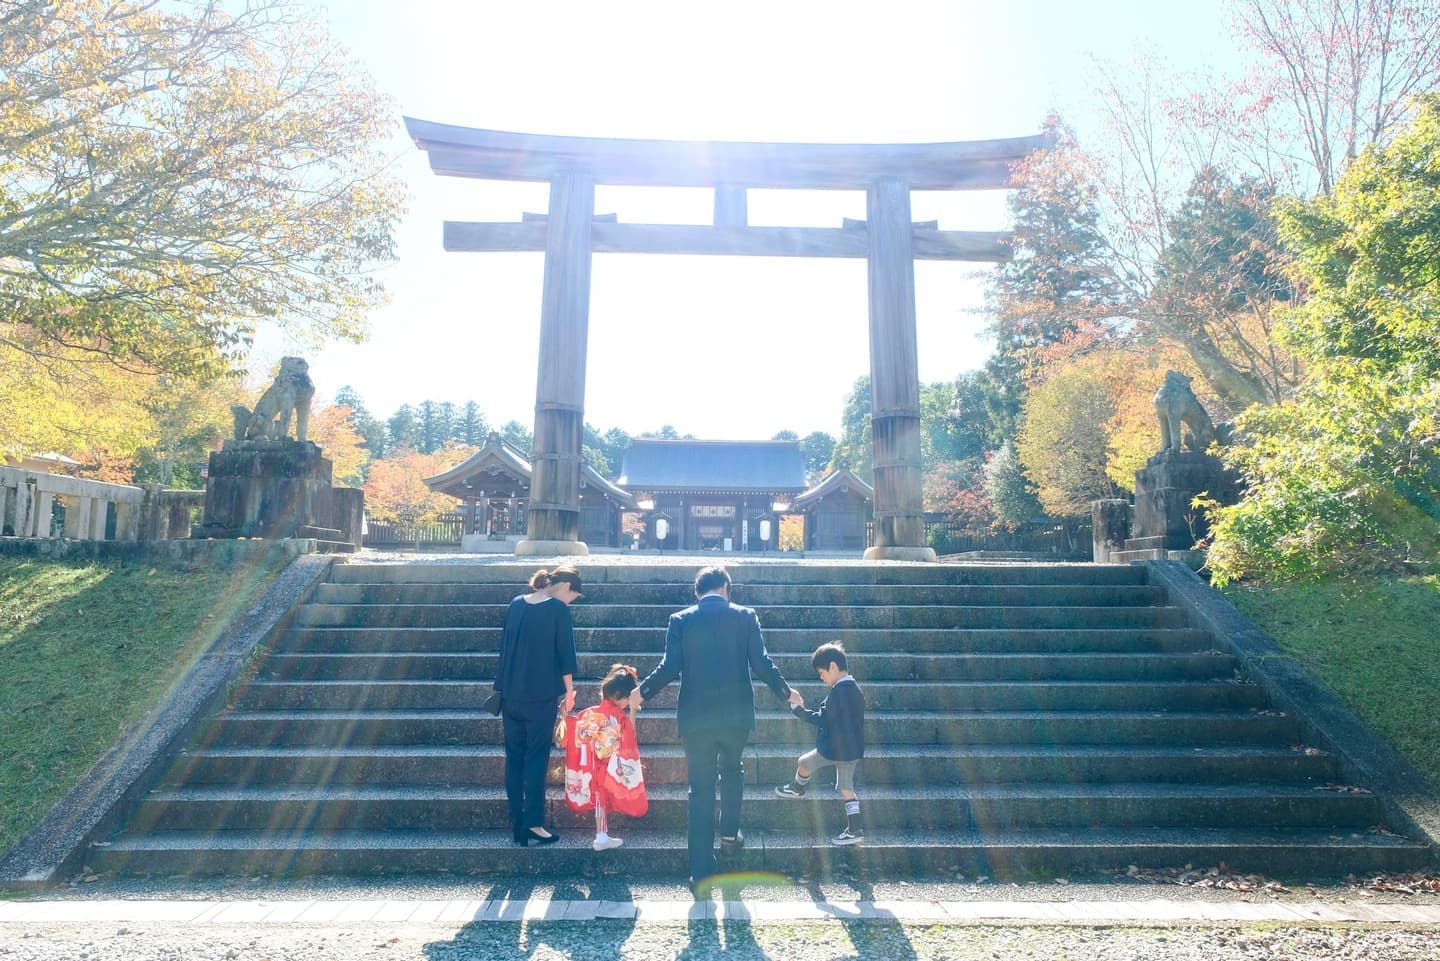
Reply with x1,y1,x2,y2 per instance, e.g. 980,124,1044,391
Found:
0,556,282,856
1222,575,1440,788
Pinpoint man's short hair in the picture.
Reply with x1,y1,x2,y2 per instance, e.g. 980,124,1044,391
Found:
694,565,731,596
811,642,848,672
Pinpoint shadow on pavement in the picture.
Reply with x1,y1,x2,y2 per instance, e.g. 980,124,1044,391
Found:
806,875,921,961
421,876,637,960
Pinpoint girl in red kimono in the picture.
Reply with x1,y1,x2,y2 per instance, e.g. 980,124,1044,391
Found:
565,664,648,851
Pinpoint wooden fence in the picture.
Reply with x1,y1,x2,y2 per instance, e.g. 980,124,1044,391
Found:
363,512,467,548
921,518,1092,559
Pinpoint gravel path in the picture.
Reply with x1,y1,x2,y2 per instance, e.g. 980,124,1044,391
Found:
4,918,1440,961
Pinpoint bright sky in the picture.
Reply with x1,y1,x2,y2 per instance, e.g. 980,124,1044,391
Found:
261,0,1232,440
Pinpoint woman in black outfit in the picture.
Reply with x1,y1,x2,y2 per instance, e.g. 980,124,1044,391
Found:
495,565,580,845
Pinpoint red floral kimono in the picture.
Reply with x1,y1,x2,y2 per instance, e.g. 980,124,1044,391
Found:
562,700,648,817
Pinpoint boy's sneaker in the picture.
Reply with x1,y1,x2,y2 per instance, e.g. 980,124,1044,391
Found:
592,836,623,851
831,828,864,846
774,782,806,798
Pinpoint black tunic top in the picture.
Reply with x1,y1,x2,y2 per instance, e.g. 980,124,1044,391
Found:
496,595,578,701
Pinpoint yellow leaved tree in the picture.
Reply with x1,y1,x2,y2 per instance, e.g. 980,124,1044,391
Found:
1,0,403,460
305,404,369,489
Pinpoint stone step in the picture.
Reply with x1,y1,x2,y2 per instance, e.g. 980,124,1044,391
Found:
292,603,1191,630
326,562,1153,587
297,525,344,540
163,744,1341,789
1112,549,1168,563
1124,536,1169,551
274,626,1217,655
87,826,1433,880
234,679,1260,714
121,783,1386,836
90,558,1427,883
252,651,1239,685
200,709,1301,749
310,582,1170,608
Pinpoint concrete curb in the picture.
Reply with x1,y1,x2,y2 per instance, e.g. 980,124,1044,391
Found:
0,550,337,885
1145,561,1440,865
1,896,1438,926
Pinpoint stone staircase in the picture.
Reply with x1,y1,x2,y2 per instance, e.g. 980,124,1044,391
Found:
89,561,1433,880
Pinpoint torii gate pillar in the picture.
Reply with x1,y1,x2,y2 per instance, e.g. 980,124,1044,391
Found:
516,173,595,557
864,178,935,561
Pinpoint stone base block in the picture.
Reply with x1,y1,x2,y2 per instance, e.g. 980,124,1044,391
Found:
863,545,937,562
1133,450,1239,551
460,534,522,553
199,441,333,540
515,538,590,557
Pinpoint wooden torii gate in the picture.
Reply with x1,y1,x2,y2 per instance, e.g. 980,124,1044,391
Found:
406,118,1047,559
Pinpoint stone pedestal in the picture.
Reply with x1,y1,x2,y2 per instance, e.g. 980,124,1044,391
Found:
1091,498,1132,563
197,440,336,540
863,545,938,562
1132,451,1239,551
515,538,590,557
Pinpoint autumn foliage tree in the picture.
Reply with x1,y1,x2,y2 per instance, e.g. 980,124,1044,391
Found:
1014,357,1127,517
362,445,476,525
130,374,240,487
1,0,401,371
304,404,368,489
981,117,1121,440
1004,1,1440,419
1227,0,1440,196
1207,97,1440,583
0,0,402,463
0,344,158,463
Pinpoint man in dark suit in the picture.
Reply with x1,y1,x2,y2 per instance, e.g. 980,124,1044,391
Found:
632,565,800,893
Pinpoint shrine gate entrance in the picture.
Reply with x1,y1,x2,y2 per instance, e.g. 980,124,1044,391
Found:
406,119,1046,558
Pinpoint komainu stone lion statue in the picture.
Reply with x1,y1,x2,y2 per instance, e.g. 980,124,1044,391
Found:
232,356,316,443
1153,370,1216,454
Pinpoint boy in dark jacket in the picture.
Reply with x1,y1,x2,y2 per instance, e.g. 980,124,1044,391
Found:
775,642,866,845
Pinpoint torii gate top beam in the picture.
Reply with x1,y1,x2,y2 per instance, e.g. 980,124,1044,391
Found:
405,117,1049,191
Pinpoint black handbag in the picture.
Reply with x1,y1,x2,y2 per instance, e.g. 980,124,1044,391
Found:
481,689,503,716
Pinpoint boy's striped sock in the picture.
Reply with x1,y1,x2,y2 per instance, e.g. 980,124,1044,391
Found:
845,799,861,833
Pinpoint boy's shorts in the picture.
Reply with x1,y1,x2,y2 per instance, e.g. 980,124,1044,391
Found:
799,748,858,793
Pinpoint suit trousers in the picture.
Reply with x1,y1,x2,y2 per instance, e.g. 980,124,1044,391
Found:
502,696,559,832
682,726,749,882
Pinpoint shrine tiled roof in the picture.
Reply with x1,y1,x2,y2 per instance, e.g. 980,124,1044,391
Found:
424,432,635,508
790,467,873,511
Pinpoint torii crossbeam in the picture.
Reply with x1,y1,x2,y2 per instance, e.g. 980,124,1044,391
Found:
406,118,1048,559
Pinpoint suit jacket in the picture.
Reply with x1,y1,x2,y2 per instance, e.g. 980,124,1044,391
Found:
638,593,791,736
792,675,865,761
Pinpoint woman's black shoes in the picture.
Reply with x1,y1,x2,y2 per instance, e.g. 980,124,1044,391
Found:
514,827,560,847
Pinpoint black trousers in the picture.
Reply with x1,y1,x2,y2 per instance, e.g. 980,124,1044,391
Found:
682,726,749,883
502,696,559,832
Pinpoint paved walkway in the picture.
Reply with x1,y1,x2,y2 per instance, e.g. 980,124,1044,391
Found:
5,896,1440,925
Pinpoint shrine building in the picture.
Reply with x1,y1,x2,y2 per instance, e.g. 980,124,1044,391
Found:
422,434,874,553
